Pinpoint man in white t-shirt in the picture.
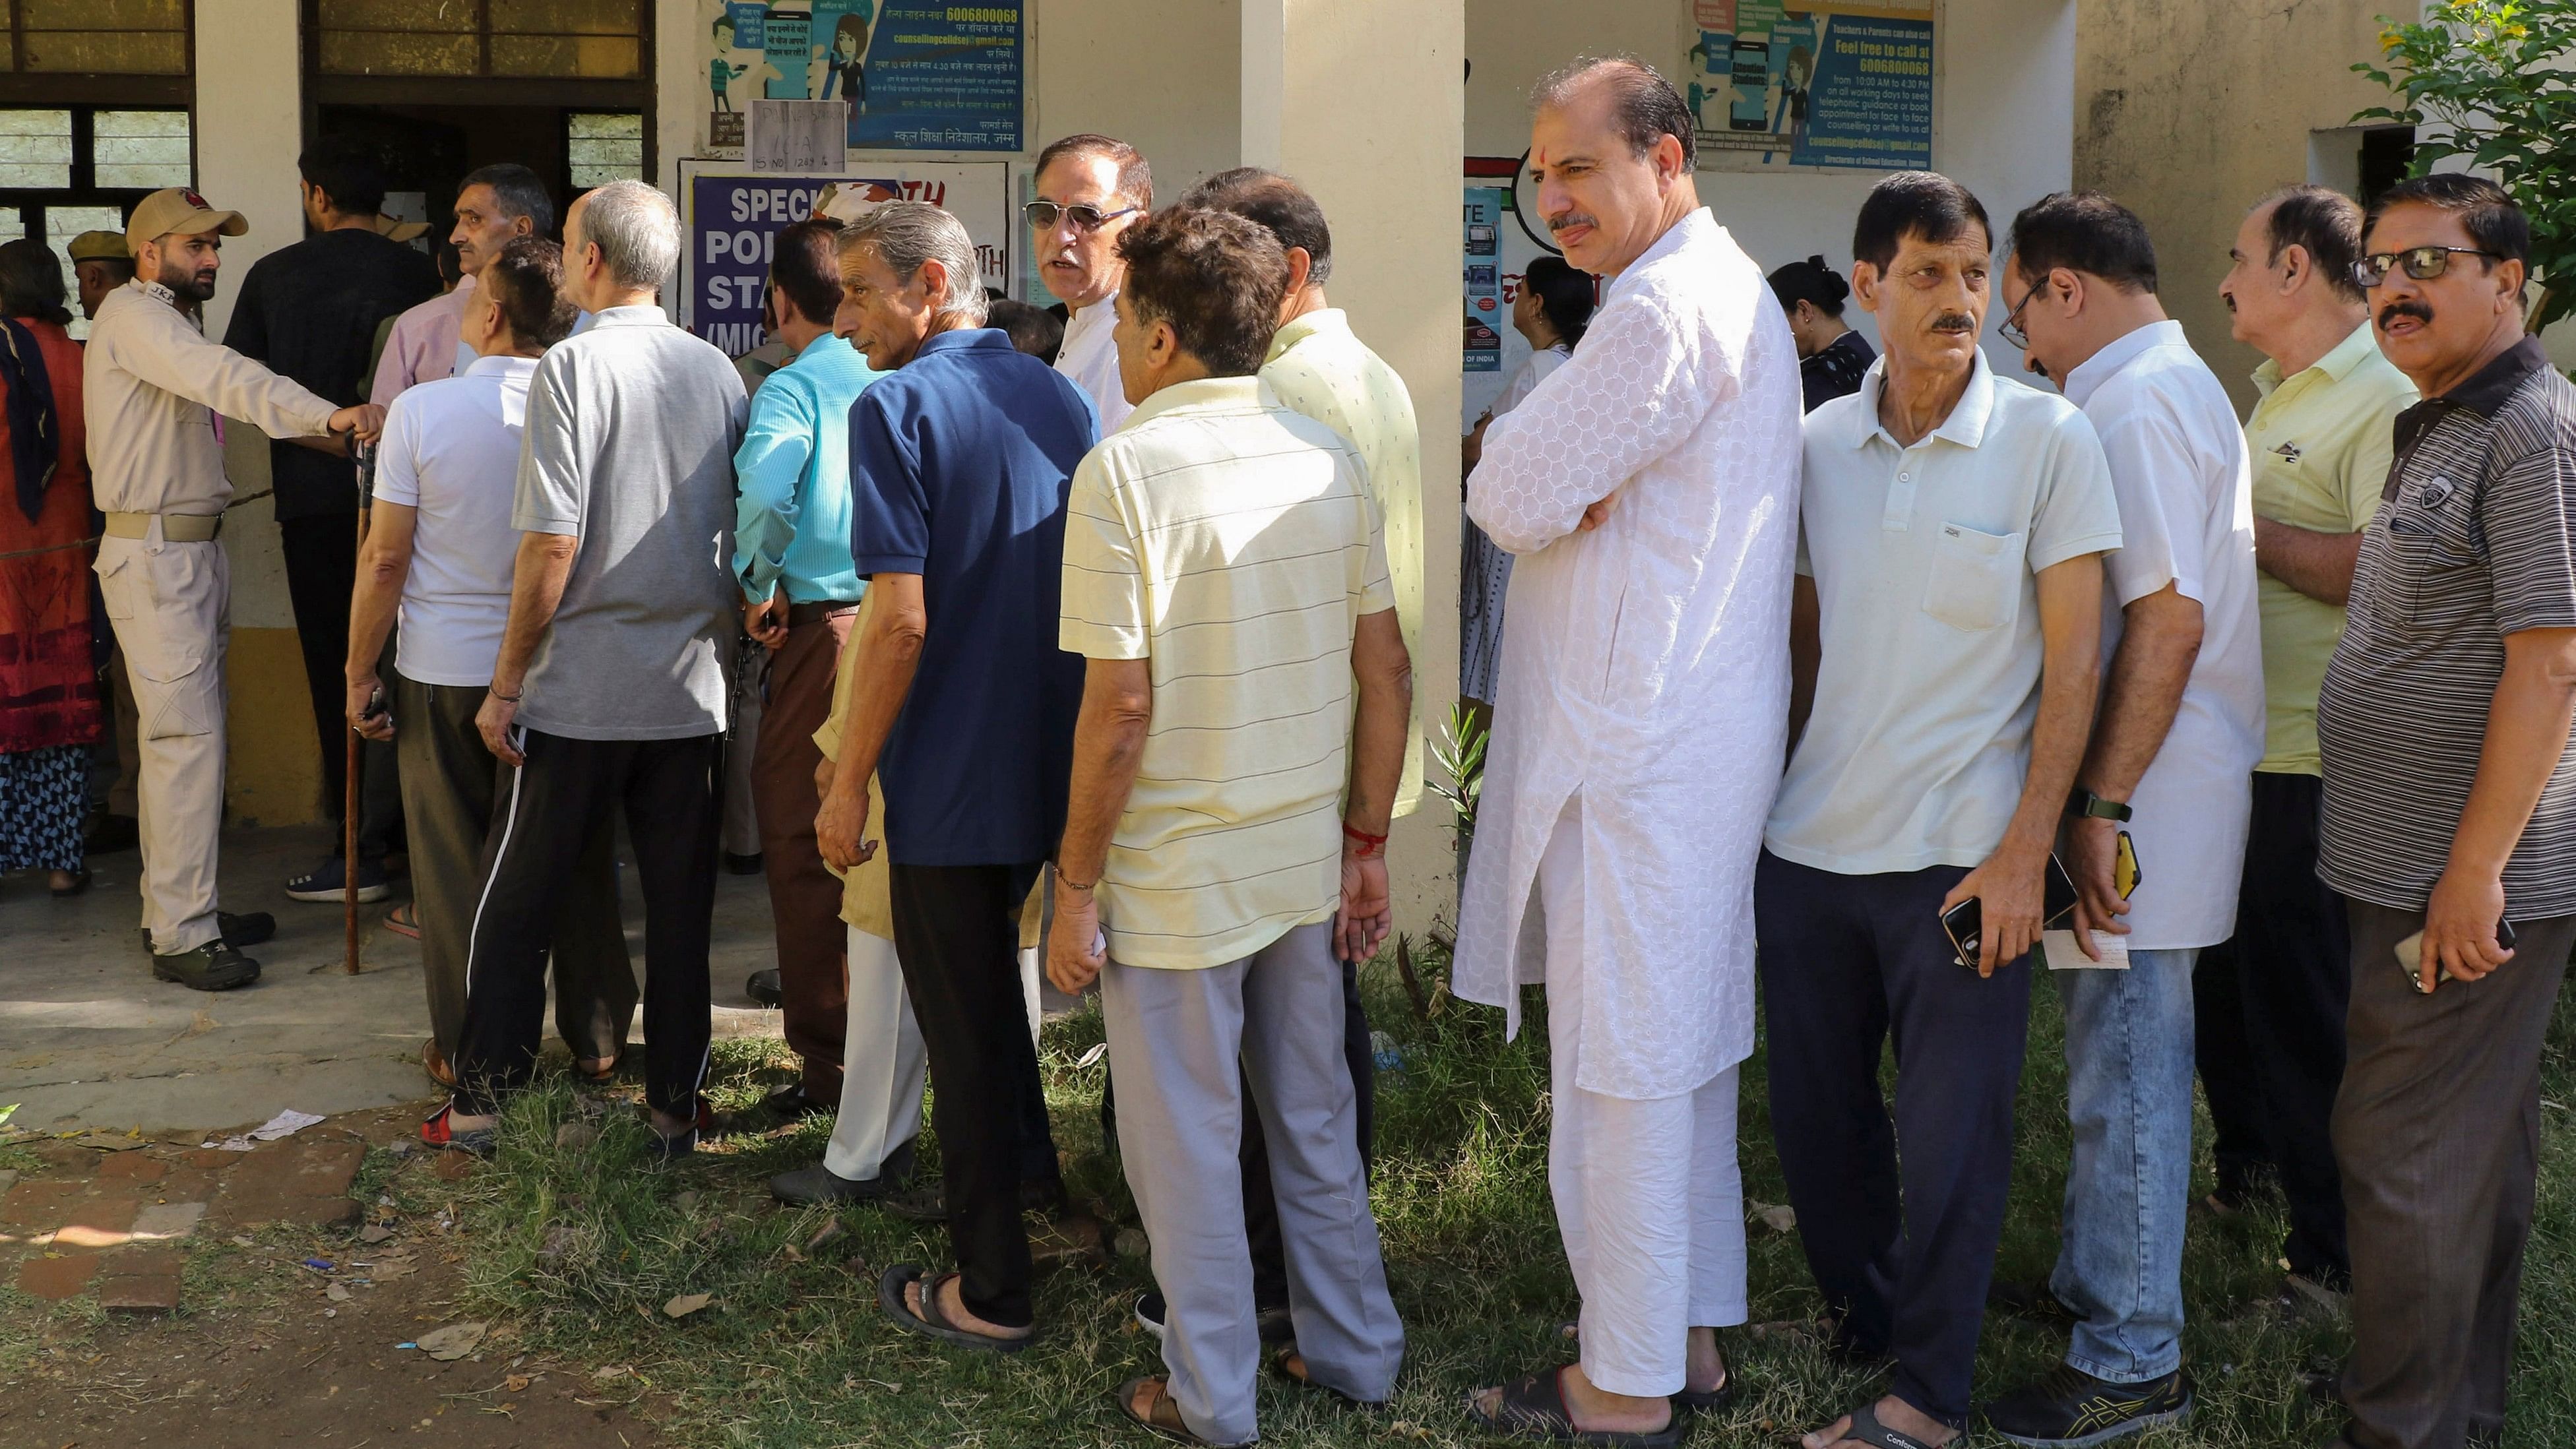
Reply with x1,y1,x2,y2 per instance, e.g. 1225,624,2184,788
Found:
1028,133,1148,433
343,237,633,1093
1983,192,2263,1446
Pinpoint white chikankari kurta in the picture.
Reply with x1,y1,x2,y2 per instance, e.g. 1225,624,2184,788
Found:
1453,208,1803,1101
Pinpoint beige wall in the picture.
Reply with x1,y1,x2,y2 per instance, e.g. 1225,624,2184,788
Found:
2075,0,2418,410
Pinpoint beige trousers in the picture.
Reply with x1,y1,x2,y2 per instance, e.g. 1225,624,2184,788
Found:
94,528,229,954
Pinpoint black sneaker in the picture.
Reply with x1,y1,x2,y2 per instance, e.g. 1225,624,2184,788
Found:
151,939,261,991
218,909,276,947
1985,1365,2192,1447
770,1140,915,1205
745,968,784,1007
724,851,765,876
284,855,389,904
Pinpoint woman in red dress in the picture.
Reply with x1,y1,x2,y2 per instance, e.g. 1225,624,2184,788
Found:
0,236,101,896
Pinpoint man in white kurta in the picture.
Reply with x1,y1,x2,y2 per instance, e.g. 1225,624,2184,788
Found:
1456,59,1803,1438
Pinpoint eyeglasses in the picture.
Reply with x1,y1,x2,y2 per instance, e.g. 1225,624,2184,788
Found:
1999,277,2044,350
2352,245,2503,288
1022,200,1137,233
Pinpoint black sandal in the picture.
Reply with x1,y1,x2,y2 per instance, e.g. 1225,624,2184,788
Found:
1826,1403,1942,1449
877,1264,1031,1353
1271,1347,1377,1406
1463,1367,1680,1447
1555,1318,1739,1414
1115,1375,1236,1445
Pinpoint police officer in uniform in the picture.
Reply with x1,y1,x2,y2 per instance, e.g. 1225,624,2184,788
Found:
86,187,383,989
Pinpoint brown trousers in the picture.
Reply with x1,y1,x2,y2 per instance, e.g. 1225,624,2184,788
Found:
2332,899,2576,1449
394,675,635,1064
752,607,856,1096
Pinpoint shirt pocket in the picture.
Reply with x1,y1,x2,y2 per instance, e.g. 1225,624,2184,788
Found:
2384,475,2482,631
1920,522,2027,632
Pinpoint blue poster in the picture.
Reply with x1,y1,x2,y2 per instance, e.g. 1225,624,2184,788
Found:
762,7,813,98
1462,188,1505,373
846,1,1022,153
1791,15,1933,170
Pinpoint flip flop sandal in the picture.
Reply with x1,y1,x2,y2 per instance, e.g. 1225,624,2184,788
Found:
1830,1403,1941,1449
1463,1367,1680,1447
383,902,421,939
418,1101,494,1158
1115,1375,1238,1446
1555,1319,1738,1414
877,1264,1032,1354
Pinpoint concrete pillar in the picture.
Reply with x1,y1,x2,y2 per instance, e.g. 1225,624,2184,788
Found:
1241,0,1466,937
193,0,321,825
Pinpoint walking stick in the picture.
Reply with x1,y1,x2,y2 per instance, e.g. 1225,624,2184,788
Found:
346,436,377,975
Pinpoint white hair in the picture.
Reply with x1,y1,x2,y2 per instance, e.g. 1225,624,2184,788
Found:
577,179,680,292
840,200,988,325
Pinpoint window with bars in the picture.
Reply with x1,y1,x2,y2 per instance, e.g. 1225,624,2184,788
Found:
313,0,644,80
567,111,641,189
0,0,192,77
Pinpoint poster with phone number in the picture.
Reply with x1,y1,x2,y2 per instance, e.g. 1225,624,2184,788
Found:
1681,0,1933,172
700,1,1023,155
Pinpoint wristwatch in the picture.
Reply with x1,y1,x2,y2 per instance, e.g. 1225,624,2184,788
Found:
2067,787,2133,822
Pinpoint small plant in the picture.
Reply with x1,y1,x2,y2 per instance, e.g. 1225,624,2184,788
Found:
2356,1,2576,327
1429,702,1489,854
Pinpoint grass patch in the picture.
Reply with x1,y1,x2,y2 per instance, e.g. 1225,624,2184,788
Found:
412,944,2576,1446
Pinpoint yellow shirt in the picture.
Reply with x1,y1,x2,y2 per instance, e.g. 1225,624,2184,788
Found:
2246,321,2419,774
1059,375,1395,970
1261,308,1423,817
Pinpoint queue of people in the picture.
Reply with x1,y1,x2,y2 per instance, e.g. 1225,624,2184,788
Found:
0,47,2566,1449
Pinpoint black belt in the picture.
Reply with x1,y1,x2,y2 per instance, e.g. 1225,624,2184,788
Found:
787,600,862,627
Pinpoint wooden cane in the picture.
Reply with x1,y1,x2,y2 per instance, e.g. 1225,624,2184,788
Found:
346,437,375,975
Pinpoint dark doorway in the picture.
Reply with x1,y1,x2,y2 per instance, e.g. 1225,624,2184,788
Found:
313,104,646,246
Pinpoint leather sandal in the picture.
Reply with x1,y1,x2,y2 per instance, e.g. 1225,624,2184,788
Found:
1463,1367,1680,1446
876,1264,1030,1353
1116,1375,1240,1446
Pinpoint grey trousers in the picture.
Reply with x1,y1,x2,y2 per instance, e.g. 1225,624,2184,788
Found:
2333,900,2576,1449
393,676,634,1064
1102,922,1404,1445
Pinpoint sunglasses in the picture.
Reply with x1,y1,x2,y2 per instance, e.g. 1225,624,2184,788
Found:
1022,200,1137,233
2352,245,2504,288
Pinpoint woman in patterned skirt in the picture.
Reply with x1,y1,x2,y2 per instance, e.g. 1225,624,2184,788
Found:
1460,254,1595,712
0,237,100,896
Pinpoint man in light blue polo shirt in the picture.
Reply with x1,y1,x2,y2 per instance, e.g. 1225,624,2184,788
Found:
731,216,888,1135
1757,173,2122,1449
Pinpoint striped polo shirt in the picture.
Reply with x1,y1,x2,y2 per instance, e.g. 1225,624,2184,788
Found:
1059,374,1395,971
2319,337,2576,915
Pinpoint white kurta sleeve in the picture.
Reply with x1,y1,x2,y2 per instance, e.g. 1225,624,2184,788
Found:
1467,288,1734,555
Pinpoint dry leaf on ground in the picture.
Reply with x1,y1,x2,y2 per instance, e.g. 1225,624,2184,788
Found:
664,1292,712,1319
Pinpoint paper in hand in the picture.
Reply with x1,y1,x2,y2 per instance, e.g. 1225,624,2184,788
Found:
2042,926,2131,971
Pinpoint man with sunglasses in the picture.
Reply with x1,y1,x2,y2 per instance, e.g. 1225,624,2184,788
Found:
1983,191,2263,1447
1028,133,1150,434
2315,175,2576,1449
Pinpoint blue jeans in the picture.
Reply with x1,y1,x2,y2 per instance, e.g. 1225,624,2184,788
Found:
2051,947,2197,1383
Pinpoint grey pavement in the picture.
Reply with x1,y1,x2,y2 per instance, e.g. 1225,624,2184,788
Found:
1,824,785,1133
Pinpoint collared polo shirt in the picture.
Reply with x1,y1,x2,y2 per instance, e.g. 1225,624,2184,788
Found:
1059,375,1394,971
732,334,885,605
374,353,539,687
2319,336,2576,915
1766,352,2123,874
1053,293,1129,434
2246,321,2419,774
847,326,1096,867
2061,319,2265,949
1262,307,1425,817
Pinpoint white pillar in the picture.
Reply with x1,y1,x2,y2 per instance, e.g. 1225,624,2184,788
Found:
191,0,302,344
1241,0,1467,937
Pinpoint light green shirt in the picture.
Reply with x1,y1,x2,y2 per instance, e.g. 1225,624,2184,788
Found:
2246,321,2419,775
1262,309,1424,817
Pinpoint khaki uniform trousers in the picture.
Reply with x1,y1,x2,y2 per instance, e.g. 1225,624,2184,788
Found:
94,527,228,954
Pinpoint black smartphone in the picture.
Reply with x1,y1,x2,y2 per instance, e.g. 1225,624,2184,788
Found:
1941,854,2081,969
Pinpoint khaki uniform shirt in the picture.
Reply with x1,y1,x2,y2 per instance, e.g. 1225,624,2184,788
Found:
84,279,340,516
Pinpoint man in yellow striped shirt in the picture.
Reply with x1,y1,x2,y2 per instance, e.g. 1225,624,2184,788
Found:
1048,206,1412,1446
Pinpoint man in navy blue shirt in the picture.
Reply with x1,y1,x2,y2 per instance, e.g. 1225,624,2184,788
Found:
815,200,1094,1352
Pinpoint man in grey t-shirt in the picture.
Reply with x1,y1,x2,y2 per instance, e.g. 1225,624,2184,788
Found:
426,181,749,1162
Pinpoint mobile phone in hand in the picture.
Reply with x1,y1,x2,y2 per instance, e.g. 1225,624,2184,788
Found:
1942,854,2081,970
2397,917,2517,993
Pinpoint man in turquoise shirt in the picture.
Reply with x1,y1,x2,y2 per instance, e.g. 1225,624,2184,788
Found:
732,216,886,1122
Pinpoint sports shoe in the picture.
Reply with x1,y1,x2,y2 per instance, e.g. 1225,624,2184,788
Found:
150,939,261,992
218,909,276,947
1984,1365,2192,1447
284,855,390,904
769,1140,916,1205
745,968,784,1007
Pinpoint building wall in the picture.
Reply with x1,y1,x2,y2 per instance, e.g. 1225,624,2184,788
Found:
2074,0,2420,410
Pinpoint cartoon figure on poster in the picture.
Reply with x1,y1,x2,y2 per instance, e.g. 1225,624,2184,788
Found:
708,2,780,146
813,0,875,109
